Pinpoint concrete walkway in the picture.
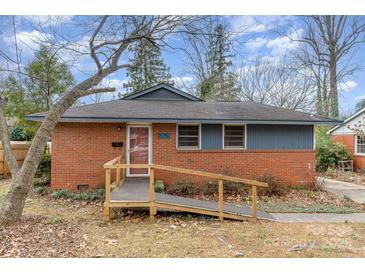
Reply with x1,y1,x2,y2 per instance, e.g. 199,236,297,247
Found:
317,176,365,203
272,213,365,223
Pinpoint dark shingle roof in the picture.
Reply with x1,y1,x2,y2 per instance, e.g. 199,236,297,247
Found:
27,100,341,125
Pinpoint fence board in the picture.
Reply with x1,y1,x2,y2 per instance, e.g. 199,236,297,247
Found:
0,142,31,175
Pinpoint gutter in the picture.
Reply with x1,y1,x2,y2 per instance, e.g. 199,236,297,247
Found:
26,115,342,126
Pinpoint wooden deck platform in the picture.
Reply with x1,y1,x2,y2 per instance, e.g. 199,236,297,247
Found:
109,178,275,221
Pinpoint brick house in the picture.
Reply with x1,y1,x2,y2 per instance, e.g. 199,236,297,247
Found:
328,107,365,171
27,83,339,190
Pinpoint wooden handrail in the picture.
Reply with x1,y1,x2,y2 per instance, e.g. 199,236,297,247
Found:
103,156,266,221
104,155,122,167
104,161,268,188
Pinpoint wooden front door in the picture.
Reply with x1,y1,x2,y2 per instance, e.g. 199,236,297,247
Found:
127,126,151,176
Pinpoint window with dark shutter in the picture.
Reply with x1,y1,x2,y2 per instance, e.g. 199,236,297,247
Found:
224,125,245,149
177,125,200,149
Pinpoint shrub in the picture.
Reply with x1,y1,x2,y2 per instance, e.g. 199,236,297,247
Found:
52,189,72,199
51,188,105,201
33,175,51,187
224,182,249,194
199,181,248,196
35,186,50,196
199,181,218,196
35,153,51,178
256,174,287,196
155,180,165,193
9,126,28,141
316,127,351,172
168,181,198,196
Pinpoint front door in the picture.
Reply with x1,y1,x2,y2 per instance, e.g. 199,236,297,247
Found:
127,125,151,176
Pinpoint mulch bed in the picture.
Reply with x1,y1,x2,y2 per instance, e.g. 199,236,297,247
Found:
0,215,88,258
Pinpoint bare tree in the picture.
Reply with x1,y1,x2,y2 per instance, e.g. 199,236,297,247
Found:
293,16,365,118
0,15,193,225
181,16,239,99
237,57,316,112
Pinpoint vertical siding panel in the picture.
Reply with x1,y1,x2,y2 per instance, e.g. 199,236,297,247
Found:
201,124,222,150
247,125,313,149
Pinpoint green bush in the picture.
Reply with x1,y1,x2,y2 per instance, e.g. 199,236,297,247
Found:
256,174,287,196
168,181,198,196
51,188,105,201
316,127,350,172
52,189,73,199
35,153,51,178
33,175,51,187
35,186,51,196
155,180,165,193
9,126,29,141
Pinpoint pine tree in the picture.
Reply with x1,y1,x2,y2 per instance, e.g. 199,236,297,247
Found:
199,24,238,101
123,39,172,93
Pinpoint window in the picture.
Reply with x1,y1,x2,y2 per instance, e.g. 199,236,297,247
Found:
356,135,365,154
223,125,245,149
177,124,200,149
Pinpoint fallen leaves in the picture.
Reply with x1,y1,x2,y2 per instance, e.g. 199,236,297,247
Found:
0,215,89,258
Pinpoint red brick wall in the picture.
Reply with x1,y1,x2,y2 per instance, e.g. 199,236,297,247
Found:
51,123,125,189
51,122,316,189
331,134,365,170
153,123,315,187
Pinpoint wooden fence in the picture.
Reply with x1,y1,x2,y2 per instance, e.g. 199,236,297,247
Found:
0,142,30,175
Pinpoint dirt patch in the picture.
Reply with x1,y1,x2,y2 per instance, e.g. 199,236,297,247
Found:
0,215,89,258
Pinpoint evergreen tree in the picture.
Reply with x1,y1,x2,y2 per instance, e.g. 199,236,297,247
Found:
123,39,172,93
199,24,238,101
25,45,75,110
1,46,75,139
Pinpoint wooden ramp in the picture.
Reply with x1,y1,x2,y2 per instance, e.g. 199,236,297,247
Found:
109,178,274,221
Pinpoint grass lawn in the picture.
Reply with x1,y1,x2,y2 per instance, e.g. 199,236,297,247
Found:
1,179,365,258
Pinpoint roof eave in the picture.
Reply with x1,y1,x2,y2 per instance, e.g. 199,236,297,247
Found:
26,115,341,125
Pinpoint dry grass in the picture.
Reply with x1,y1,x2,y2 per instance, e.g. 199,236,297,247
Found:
1,179,365,258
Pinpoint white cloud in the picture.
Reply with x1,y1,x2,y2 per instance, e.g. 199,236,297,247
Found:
231,16,294,37
231,16,267,35
23,16,74,27
100,78,127,93
340,80,358,92
171,76,193,88
356,94,365,101
245,37,267,51
2,30,49,60
266,32,301,56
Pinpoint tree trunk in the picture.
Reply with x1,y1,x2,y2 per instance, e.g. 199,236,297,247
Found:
0,71,116,225
329,47,339,118
316,76,323,115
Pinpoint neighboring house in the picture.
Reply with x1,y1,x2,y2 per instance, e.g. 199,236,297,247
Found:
27,83,339,190
328,108,365,171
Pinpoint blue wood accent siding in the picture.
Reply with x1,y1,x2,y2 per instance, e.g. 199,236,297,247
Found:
201,124,222,150
132,88,192,101
247,124,313,150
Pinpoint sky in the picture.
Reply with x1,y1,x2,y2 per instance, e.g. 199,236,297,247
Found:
1,15,364,115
